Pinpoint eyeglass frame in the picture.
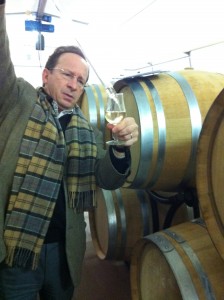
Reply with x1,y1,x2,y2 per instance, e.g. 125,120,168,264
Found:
48,67,87,89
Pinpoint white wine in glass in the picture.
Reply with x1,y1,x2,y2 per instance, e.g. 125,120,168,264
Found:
105,92,126,145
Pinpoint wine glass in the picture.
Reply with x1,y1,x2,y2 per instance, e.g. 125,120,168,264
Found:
105,92,126,145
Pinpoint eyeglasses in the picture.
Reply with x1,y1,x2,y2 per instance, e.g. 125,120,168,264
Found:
49,68,86,89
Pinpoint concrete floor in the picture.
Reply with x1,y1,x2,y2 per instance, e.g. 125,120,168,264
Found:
75,213,131,300
75,241,131,300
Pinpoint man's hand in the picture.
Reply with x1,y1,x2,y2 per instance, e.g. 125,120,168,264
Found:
107,117,139,147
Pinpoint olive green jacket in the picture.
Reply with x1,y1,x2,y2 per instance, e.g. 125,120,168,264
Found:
0,4,129,287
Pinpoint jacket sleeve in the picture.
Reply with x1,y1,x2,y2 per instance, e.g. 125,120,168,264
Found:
94,127,131,190
0,2,17,119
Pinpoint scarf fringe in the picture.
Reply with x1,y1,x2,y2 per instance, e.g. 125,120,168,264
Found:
5,247,40,270
69,190,96,213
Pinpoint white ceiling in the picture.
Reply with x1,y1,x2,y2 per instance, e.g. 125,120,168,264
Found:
5,0,154,25
4,0,224,86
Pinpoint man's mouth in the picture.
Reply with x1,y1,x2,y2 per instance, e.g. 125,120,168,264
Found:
63,92,74,101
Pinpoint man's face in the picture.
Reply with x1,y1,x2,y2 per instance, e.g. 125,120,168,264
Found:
42,52,89,111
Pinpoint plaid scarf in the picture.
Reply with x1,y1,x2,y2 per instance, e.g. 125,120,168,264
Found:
3,90,97,269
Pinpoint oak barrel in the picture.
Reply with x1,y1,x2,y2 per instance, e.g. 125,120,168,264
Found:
196,88,224,260
130,219,224,300
114,69,224,191
89,188,193,261
79,83,110,145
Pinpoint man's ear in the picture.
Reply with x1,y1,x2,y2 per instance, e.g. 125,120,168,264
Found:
42,68,49,86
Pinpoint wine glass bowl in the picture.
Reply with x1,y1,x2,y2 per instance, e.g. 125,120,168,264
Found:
105,92,126,145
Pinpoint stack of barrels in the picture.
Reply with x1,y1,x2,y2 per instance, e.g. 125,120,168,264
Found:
79,70,224,299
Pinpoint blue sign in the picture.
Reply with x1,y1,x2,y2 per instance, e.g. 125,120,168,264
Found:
25,20,54,33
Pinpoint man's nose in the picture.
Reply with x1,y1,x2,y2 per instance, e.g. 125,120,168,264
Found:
67,76,79,89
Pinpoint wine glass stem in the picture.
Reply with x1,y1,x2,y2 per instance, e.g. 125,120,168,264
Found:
112,132,118,142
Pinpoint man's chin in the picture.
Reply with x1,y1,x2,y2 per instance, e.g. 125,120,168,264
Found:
58,102,74,111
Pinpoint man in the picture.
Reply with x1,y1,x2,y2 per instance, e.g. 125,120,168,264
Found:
0,1,138,299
